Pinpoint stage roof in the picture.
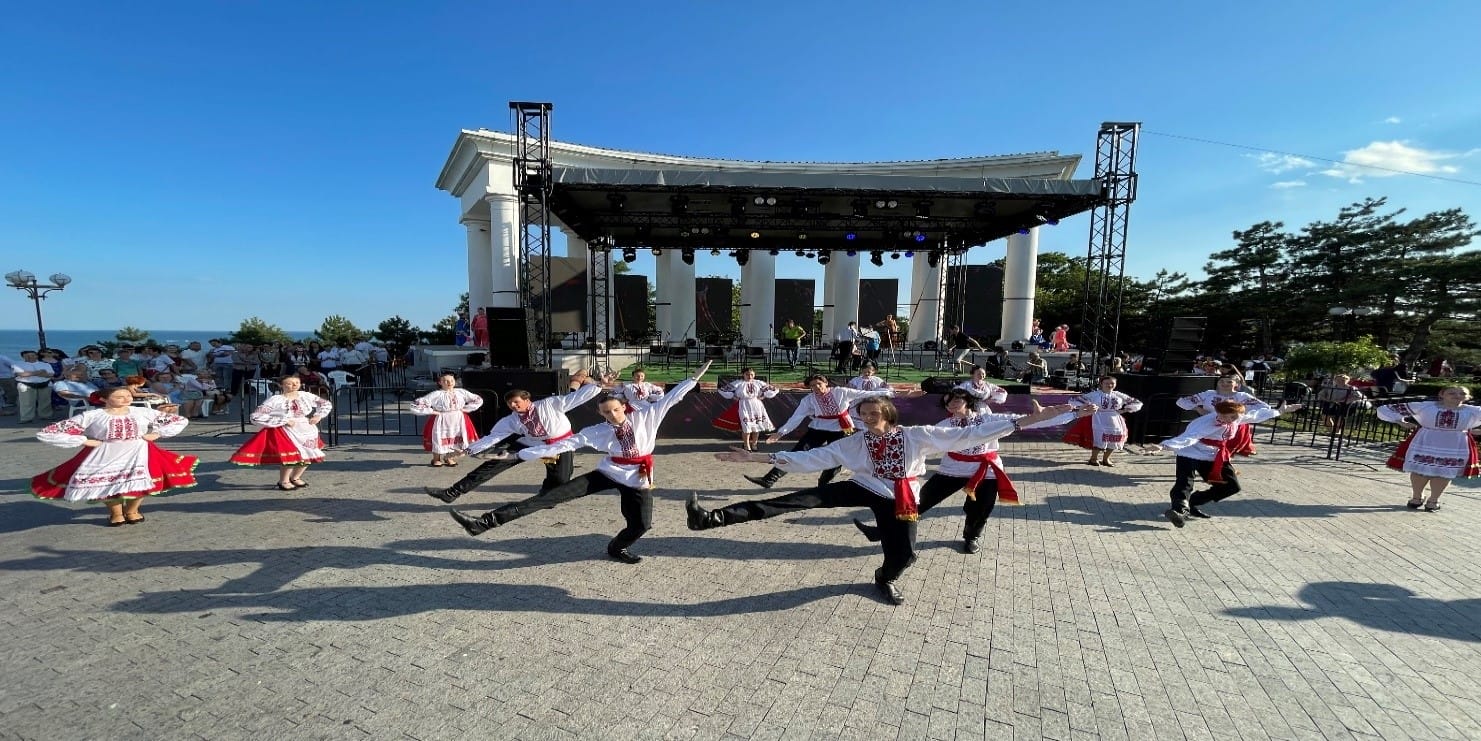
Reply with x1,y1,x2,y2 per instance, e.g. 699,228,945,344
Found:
546,166,1103,251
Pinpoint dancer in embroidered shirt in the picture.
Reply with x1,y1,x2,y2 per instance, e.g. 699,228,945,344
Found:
1062,375,1143,466
1149,399,1299,527
743,373,909,490
713,368,779,451
848,362,889,392
229,375,333,490
614,367,664,411
449,362,713,564
32,386,198,526
954,365,1008,413
410,371,484,467
1376,386,1481,512
691,397,1078,604
425,369,609,503
851,389,1084,553
1176,373,1270,456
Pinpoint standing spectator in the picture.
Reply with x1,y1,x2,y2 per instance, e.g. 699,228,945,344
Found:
180,341,209,371
1317,374,1368,428
778,319,807,368
874,315,899,353
948,325,986,370
0,352,17,414
12,350,59,423
258,342,283,378
144,346,176,378
338,341,370,387
208,339,236,394
111,346,144,379
1371,356,1414,397
285,343,312,374
370,342,390,368
834,321,863,373
316,342,341,373
231,342,261,398
455,312,470,346
75,347,114,380
471,307,489,347
1051,325,1070,352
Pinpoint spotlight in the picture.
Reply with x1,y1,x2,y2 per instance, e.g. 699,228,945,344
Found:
1017,227,1031,235
753,195,766,206
887,199,898,208
730,196,748,216
869,251,884,267
710,249,721,256
844,232,857,241
927,252,941,268
818,251,831,265
804,252,815,259
651,249,662,256
1034,214,1060,226
890,252,900,260
680,229,691,237
670,195,690,214
874,200,886,209
851,199,868,218
607,193,627,211
914,233,927,242
914,201,932,219
904,251,915,258
681,248,695,265
798,233,808,241
846,250,857,257
621,248,637,263
765,196,777,206
750,231,761,239
736,251,749,266
768,249,779,256
699,227,711,235
794,250,805,257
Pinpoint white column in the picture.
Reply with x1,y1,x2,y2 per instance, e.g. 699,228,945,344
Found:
740,250,776,346
821,255,838,339
670,252,697,342
828,251,861,339
655,251,676,344
463,218,492,315
907,251,942,345
487,194,521,309
563,228,588,262
1001,228,1040,345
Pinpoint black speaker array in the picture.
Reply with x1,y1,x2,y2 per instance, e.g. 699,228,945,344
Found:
461,368,571,432
1161,316,1206,373
486,308,530,368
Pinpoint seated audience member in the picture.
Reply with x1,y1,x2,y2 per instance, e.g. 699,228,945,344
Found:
185,370,229,415
52,365,99,408
112,346,144,378
295,365,332,396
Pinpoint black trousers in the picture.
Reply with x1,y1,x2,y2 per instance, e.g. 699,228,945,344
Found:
448,441,574,496
768,427,847,486
490,470,650,552
834,341,858,372
914,473,997,540
717,481,917,581
1169,456,1241,509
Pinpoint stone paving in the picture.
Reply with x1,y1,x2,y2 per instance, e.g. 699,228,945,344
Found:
1,415,1478,740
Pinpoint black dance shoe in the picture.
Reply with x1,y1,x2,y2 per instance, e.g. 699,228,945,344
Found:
686,493,724,530
425,486,459,504
449,508,497,536
873,568,905,606
1163,508,1188,529
1187,507,1212,519
852,517,882,542
607,548,643,565
962,536,981,554
743,473,776,489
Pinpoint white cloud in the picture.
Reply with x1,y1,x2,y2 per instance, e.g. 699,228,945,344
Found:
1270,180,1306,189
1320,140,1463,183
1383,116,1402,124
1248,152,1316,174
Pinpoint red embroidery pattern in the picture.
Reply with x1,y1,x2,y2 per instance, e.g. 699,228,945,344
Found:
1436,409,1458,429
521,411,548,437
615,421,639,457
955,415,989,455
814,390,842,417
865,429,908,479
1412,454,1467,467
107,416,140,441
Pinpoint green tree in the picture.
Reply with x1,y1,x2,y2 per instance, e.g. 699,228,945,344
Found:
317,315,363,347
422,293,470,345
1282,336,1391,378
1201,221,1292,353
374,315,422,350
232,317,293,346
116,326,150,343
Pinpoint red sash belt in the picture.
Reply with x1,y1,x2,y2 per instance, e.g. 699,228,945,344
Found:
884,476,918,521
611,453,655,487
947,450,1020,505
543,431,573,445
1199,437,1233,483
819,412,855,434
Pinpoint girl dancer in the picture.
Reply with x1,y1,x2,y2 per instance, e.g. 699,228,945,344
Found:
713,368,779,451
31,386,198,526
954,365,1008,413
411,371,484,467
615,367,664,411
1377,386,1481,512
1063,375,1143,466
230,375,332,490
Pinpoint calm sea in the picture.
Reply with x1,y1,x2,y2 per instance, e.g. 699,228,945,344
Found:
0,329,314,360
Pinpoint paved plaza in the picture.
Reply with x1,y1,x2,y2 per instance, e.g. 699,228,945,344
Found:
1,417,1478,740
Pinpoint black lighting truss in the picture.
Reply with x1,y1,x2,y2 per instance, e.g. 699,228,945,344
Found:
1077,122,1140,374
588,238,614,372
511,101,555,368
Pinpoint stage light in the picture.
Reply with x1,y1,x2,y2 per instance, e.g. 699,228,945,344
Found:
750,231,761,239
730,196,747,216
651,249,662,256
851,199,868,218
904,251,915,258
817,251,831,265
670,195,689,214
753,196,765,206
681,248,695,265
890,252,900,260
844,232,857,241
1017,227,1031,235
1035,214,1060,226
765,196,777,206
607,193,626,211
768,249,779,256
869,251,884,267
699,227,711,235
710,249,721,256
794,250,805,257
914,201,932,219
797,233,808,241
914,233,927,242
874,200,886,209
846,250,857,257
927,252,941,268
804,251,815,259
621,248,637,263
887,199,898,208
680,229,691,237
736,251,749,266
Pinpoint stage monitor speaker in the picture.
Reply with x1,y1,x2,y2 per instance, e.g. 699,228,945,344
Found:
922,376,969,393
1167,316,1206,350
461,368,571,432
486,308,529,368
1110,373,1218,444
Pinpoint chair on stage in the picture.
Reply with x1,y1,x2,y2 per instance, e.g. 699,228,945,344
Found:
744,346,768,371
702,345,727,369
664,345,689,370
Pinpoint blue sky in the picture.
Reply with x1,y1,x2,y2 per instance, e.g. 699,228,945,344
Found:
3,1,1478,332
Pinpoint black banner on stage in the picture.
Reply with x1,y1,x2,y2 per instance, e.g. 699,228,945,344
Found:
695,277,733,342
945,265,1004,341
547,256,587,334
773,279,815,344
613,274,649,343
859,278,898,328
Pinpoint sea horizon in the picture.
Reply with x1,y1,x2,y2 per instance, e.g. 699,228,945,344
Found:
0,328,316,360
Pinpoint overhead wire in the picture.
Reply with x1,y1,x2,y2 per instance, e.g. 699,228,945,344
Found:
1143,129,1481,187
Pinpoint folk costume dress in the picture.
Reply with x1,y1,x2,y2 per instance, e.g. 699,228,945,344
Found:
1377,402,1481,479
230,392,332,466
954,378,1008,413
32,408,198,501
411,388,484,454
1176,389,1270,456
1063,389,1143,451
714,379,779,434
848,375,889,392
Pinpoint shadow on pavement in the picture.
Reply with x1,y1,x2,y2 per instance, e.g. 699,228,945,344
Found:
1224,581,1481,643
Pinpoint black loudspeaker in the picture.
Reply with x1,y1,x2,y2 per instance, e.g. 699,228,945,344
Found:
461,368,570,432
486,308,529,368
1162,316,1206,373
922,376,969,393
1110,373,1218,444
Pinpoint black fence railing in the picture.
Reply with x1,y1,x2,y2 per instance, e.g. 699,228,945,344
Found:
1258,390,1443,463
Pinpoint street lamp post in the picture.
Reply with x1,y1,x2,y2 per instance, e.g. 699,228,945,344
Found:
1327,306,1374,341
5,270,72,350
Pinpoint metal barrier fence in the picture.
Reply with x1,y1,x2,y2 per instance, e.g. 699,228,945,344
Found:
1258,390,1436,463
236,366,429,446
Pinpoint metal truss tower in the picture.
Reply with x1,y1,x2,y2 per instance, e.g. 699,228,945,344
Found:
587,240,614,373
511,101,555,368
1077,122,1140,373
